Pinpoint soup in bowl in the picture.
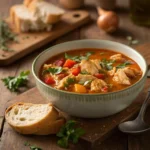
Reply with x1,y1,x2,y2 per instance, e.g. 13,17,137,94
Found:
32,40,147,118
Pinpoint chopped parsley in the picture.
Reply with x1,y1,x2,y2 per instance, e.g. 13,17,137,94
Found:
57,120,85,148
80,70,90,75
0,18,17,51
2,71,30,92
42,67,62,75
79,80,92,86
24,142,42,150
64,78,76,88
65,52,94,62
116,61,131,69
100,58,115,70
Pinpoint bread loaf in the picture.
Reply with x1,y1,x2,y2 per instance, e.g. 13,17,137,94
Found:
10,4,52,32
25,0,65,24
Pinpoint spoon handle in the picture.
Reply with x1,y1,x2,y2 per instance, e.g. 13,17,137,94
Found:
138,90,150,121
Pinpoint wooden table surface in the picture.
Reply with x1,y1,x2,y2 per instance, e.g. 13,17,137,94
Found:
0,0,150,149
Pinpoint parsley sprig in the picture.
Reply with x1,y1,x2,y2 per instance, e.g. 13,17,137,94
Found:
100,58,115,70
65,52,94,62
24,142,42,150
116,61,131,69
42,67,62,75
64,78,76,88
0,18,17,51
2,71,30,92
57,120,85,148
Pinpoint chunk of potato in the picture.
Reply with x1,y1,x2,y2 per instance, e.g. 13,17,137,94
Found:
74,84,87,93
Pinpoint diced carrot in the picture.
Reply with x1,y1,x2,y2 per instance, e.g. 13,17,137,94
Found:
44,76,55,85
94,73,105,79
63,59,76,68
72,67,80,76
74,84,87,93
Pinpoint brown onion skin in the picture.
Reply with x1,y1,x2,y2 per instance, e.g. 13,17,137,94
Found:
97,11,119,33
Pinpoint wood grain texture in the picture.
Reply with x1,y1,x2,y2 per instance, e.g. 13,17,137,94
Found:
0,0,150,149
0,10,90,65
0,87,141,150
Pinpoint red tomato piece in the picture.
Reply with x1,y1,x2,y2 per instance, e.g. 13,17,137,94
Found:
54,58,65,67
102,86,108,93
72,67,80,76
94,73,105,79
44,76,55,85
63,59,76,68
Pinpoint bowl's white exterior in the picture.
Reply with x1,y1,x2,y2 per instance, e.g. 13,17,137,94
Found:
32,40,147,118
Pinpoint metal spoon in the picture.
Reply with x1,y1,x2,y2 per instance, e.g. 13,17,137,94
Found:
118,88,150,134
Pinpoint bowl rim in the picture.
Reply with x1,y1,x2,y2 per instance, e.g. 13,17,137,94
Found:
32,39,148,96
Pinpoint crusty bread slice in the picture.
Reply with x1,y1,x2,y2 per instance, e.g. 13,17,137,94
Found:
5,102,61,135
25,0,65,24
35,118,65,135
10,4,52,32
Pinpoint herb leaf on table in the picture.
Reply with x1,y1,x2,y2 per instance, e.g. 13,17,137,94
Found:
24,142,42,150
0,18,17,51
57,120,85,148
2,71,30,92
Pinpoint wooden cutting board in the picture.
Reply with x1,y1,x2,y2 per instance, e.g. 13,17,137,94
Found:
0,10,90,66
1,43,150,150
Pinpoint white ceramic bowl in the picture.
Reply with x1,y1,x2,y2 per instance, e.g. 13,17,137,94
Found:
32,40,148,118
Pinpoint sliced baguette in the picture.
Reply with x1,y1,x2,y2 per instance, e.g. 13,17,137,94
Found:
10,4,52,32
25,0,65,24
35,118,65,135
5,102,61,135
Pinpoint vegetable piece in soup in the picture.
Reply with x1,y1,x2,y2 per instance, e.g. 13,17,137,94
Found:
39,48,142,94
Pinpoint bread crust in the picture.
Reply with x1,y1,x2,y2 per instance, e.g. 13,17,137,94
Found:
35,118,66,135
9,5,23,33
5,102,60,135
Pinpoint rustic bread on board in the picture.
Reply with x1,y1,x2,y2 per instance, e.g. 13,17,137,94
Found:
5,102,65,135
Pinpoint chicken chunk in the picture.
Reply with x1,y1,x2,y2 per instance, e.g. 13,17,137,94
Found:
80,60,100,75
113,69,131,85
56,75,75,89
110,54,125,62
108,67,116,76
91,59,101,70
76,74,96,83
91,79,107,92
123,67,142,78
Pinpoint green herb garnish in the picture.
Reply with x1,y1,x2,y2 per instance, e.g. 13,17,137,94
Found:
100,59,115,70
0,18,17,51
65,52,94,62
24,142,42,150
79,80,92,86
64,78,76,88
80,70,90,75
42,67,62,75
2,71,30,92
57,120,85,148
116,61,131,69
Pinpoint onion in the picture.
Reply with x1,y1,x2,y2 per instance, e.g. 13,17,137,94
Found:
97,7,119,33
